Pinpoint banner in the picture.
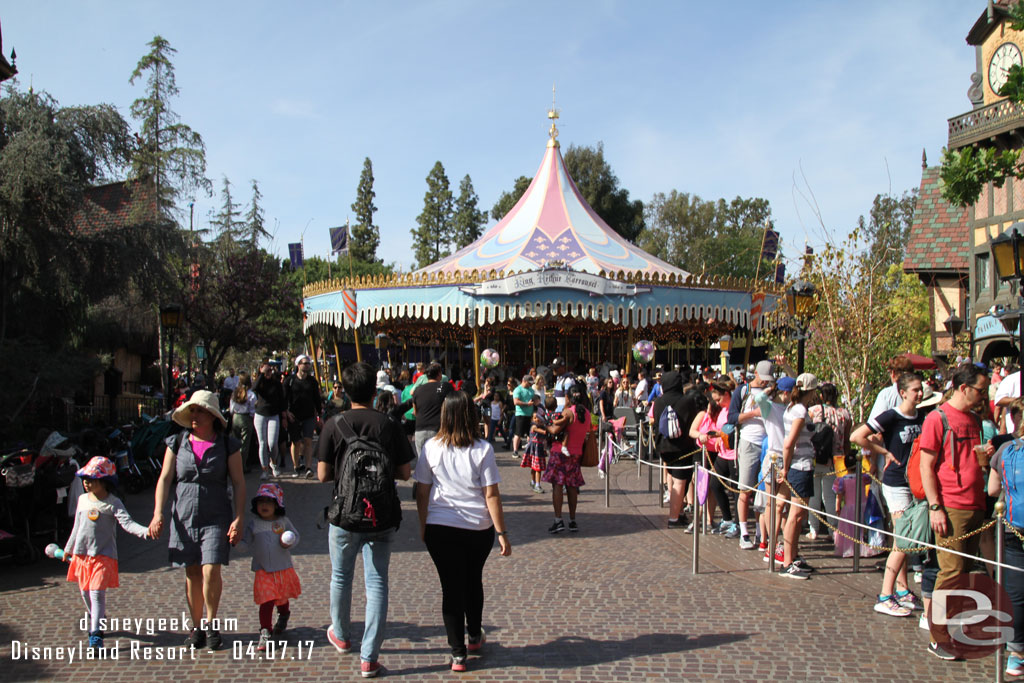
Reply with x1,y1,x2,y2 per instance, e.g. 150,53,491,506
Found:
342,289,358,325
459,269,647,297
774,262,786,284
750,292,765,332
288,242,303,270
761,228,779,262
330,225,349,254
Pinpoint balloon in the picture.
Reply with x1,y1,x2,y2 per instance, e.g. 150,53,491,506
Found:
280,530,296,547
480,348,500,369
45,543,65,560
632,340,655,363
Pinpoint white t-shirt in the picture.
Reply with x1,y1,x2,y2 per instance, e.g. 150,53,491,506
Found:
764,401,787,456
996,371,1021,433
868,383,899,421
634,378,649,402
738,386,766,444
783,402,815,471
490,401,502,421
413,437,502,531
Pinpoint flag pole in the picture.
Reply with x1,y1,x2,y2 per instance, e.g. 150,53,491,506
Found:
744,225,771,368
345,217,362,363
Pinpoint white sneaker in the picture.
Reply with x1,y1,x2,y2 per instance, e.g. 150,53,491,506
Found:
270,464,280,478
260,470,269,481
739,535,755,550
919,613,929,630
662,490,671,504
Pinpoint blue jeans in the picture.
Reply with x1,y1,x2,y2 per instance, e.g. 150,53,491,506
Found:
328,524,395,663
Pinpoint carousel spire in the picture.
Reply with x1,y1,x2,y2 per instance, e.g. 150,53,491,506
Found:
547,84,560,148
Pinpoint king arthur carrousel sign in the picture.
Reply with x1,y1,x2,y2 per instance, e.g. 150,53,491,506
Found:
459,268,649,297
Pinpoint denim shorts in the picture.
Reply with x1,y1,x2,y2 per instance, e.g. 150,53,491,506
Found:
787,467,814,500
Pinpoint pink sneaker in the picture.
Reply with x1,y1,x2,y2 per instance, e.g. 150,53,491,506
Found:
326,626,352,654
361,660,383,678
467,629,486,652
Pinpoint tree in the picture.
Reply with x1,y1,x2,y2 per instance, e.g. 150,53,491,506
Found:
638,192,775,280
563,143,644,242
856,190,918,273
350,157,380,263
452,174,485,249
128,35,210,221
210,176,244,245
491,175,531,222
243,179,271,247
186,243,299,377
411,161,454,269
940,3,1024,207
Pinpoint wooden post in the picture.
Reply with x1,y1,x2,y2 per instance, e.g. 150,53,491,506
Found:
626,326,634,375
332,334,342,381
308,334,321,384
472,326,481,392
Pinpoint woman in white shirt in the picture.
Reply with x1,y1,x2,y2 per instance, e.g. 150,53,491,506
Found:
414,391,511,673
777,372,820,580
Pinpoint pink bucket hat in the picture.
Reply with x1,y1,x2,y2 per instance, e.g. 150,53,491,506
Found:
253,482,285,509
77,456,117,482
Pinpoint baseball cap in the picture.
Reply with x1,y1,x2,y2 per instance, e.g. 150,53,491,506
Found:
776,376,796,392
755,360,774,382
795,373,819,391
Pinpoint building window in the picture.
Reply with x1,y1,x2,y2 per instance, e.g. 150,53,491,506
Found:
976,253,990,293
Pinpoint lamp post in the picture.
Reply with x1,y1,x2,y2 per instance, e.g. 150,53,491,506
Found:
942,309,964,364
786,280,818,374
719,334,732,376
195,343,207,387
160,304,182,409
992,223,1024,397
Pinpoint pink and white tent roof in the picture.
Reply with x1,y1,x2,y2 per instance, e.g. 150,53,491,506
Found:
416,140,689,278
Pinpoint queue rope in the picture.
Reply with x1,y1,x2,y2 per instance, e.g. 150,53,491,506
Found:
697,464,1024,574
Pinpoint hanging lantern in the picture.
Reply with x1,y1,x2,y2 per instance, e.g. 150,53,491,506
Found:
480,348,500,369
632,340,656,363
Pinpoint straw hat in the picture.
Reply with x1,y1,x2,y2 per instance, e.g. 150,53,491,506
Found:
918,383,942,409
172,389,228,429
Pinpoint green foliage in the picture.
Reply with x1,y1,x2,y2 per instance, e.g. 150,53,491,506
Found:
563,143,644,242
857,190,918,272
762,228,930,423
638,192,775,280
452,174,485,249
411,161,454,269
243,179,270,247
939,145,1023,208
350,157,379,263
491,175,531,221
128,35,210,221
211,175,244,245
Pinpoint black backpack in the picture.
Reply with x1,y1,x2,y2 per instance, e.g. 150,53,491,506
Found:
326,416,401,532
809,407,836,466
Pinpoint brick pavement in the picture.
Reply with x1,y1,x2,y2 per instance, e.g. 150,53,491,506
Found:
0,446,995,681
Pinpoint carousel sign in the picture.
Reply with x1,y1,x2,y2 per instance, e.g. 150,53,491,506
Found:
460,270,649,297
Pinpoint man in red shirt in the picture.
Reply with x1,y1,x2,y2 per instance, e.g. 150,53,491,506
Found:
918,363,994,659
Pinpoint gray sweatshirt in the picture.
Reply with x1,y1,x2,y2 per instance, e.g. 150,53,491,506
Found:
237,516,299,573
64,493,149,560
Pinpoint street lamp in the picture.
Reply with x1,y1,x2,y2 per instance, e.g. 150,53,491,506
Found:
719,334,732,376
195,343,207,386
160,304,182,409
992,223,1024,397
785,280,818,374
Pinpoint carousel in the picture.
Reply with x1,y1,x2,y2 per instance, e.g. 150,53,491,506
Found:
302,110,782,387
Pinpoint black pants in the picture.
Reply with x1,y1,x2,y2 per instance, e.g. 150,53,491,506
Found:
424,524,495,657
708,453,735,523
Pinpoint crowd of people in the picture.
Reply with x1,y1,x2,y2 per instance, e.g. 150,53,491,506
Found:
56,349,1024,675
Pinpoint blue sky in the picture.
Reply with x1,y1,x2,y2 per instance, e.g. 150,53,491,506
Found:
4,1,983,271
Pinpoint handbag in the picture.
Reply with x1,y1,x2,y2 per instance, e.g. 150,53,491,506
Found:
580,430,599,467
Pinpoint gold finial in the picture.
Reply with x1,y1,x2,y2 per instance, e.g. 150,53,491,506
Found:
547,83,560,147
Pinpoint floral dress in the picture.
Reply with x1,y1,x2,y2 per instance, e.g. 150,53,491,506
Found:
522,405,550,472
542,407,588,488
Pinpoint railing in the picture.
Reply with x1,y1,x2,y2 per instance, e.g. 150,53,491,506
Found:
69,395,164,429
948,98,1024,149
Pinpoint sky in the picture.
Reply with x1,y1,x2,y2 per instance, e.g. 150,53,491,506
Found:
3,1,985,272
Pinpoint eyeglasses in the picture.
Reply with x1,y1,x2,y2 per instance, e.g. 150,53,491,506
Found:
964,384,988,393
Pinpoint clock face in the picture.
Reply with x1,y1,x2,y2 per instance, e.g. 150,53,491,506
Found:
989,41,1023,94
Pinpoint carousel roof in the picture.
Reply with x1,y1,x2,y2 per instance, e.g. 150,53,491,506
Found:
417,132,688,279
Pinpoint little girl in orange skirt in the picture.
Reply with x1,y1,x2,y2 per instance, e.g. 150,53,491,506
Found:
239,483,301,650
63,456,151,650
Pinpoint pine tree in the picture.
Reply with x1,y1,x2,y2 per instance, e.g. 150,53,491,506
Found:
211,176,244,245
411,161,454,269
350,157,379,262
452,174,485,249
128,35,210,222
244,179,271,247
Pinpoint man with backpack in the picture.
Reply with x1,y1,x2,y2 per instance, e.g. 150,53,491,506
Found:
917,363,994,661
316,362,414,678
652,370,705,529
728,360,774,550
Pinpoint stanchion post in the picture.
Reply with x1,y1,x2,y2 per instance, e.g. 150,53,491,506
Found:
996,500,1006,683
604,430,610,509
638,422,644,479
853,451,863,573
692,462,700,575
701,446,709,536
769,453,778,574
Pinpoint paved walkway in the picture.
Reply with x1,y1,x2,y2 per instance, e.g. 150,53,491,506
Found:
0,445,994,681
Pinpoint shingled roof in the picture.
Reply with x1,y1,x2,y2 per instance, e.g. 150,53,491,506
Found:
71,181,152,236
903,166,969,273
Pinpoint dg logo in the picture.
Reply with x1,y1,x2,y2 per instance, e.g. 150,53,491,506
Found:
86,508,100,522
930,573,1013,659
